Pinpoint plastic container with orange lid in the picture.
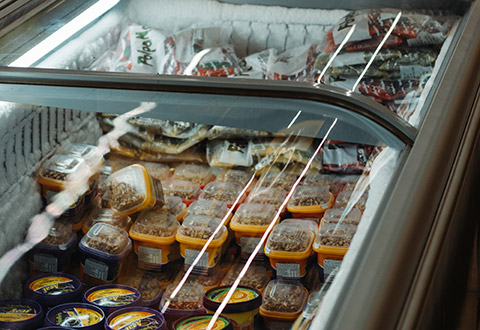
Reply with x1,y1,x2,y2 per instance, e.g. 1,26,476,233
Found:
221,261,271,294
106,164,165,216
162,179,201,206
313,222,357,281
82,208,132,235
259,280,308,330
185,199,231,223
78,223,132,285
287,185,334,218
229,203,279,259
173,265,224,292
176,215,228,270
159,283,207,329
257,171,298,190
334,189,368,212
138,161,171,181
322,208,362,225
245,186,287,211
38,154,88,224
172,163,214,187
199,182,246,209
264,221,316,279
215,168,254,187
129,211,179,271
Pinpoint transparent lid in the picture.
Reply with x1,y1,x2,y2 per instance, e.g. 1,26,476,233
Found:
246,186,287,209
177,215,226,241
257,171,298,190
162,179,201,201
84,208,132,232
107,165,149,214
281,219,319,235
131,211,178,238
334,190,368,211
266,222,315,254
81,223,131,256
40,154,86,182
316,223,357,248
118,268,172,301
174,267,224,288
323,208,362,225
139,161,171,181
215,168,253,186
161,283,205,310
221,262,270,291
199,182,244,204
61,143,104,171
173,164,213,185
231,203,277,227
164,196,186,215
186,199,229,219
41,221,74,246
288,185,332,208
262,280,307,314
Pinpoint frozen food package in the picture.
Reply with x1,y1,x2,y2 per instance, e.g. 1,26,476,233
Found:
172,163,214,186
162,179,201,205
160,27,243,76
215,168,254,187
199,182,246,207
207,125,275,140
185,199,230,220
206,140,254,167
322,141,374,174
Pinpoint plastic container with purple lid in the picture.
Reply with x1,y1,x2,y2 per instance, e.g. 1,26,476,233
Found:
83,284,141,316
0,326,18,330
0,299,43,330
105,307,165,330
24,273,82,310
45,302,105,330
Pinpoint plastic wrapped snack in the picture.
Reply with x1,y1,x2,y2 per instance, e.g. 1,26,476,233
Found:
199,182,246,208
221,261,271,293
207,125,275,140
78,223,132,284
287,185,334,218
30,221,77,274
265,221,316,279
172,164,214,186
334,189,368,211
138,161,171,181
129,118,208,139
129,211,179,270
322,208,362,225
185,199,230,222
176,215,228,269
160,283,206,328
246,186,287,210
106,164,165,216
215,168,254,187
162,179,201,205
206,140,254,167
82,208,132,235
257,171,298,190
260,280,308,328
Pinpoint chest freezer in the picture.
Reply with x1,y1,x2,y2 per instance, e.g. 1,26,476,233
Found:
0,0,479,329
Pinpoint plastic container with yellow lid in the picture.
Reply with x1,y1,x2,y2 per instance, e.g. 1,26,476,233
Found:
106,164,165,216
333,189,368,212
199,182,246,209
245,186,287,211
215,168,254,187
260,280,308,330
313,222,357,281
162,179,201,206
265,221,316,279
82,208,132,235
221,261,270,294
176,215,228,270
172,163,214,187
173,314,233,330
185,199,230,224
257,171,298,190
322,208,362,225
129,211,179,270
229,203,279,259
203,286,262,330
287,185,334,218
160,283,206,329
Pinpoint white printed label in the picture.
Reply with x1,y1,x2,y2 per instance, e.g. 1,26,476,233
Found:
399,65,432,79
276,263,301,278
323,145,358,166
240,237,264,254
33,253,58,272
138,246,162,265
219,141,253,167
324,259,342,280
184,249,209,268
84,258,109,281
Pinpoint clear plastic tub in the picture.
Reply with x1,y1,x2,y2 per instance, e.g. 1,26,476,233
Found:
83,284,142,316
176,215,228,269
45,303,104,330
29,221,77,275
204,286,262,330
172,164,214,187
173,314,233,330
185,199,230,223
229,203,279,258
334,189,368,212
0,299,44,330
215,168,254,187
257,171,298,190
265,221,316,279
246,186,287,210
138,161,171,181
24,273,82,310
322,208,362,225
221,261,271,294
82,208,132,235
129,211,179,270
173,266,224,292
259,280,308,329
106,164,165,216
78,223,132,285
302,173,349,195
105,307,165,330
287,185,334,218
163,196,187,221
199,182,246,209
160,283,206,329
162,179,201,206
